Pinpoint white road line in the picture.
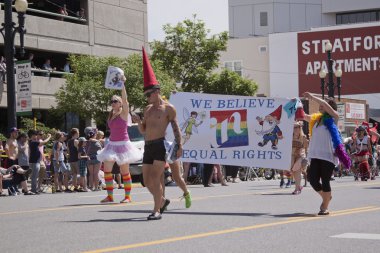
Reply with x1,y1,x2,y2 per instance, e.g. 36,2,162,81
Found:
331,233,380,240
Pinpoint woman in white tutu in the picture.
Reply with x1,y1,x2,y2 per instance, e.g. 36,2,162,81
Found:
97,75,142,203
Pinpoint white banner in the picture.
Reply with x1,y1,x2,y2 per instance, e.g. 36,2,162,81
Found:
105,66,124,90
16,61,32,114
168,92,295,170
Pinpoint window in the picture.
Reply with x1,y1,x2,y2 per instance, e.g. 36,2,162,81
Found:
337,10,380,25
260,12,268,26
224,61,243,76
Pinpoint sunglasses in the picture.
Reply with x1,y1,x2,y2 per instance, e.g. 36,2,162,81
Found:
110,100,119,104
145,90,157,98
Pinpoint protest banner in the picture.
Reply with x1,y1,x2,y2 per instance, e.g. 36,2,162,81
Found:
167,92,296,170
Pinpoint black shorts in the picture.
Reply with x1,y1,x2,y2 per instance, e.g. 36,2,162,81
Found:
6,158,18,168
143,138,166,164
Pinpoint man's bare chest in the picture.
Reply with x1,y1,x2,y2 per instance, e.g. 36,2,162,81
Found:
146,107,168,123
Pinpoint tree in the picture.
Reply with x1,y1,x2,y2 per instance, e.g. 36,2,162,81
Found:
55,54,175,126
151,15,229,92
203,69,258,96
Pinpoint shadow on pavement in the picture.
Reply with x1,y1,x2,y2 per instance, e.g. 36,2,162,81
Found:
67,217,148,223
61,203,119,207
269,213,316,218
99,209,269,217
364,186,380,189
261,192,293,195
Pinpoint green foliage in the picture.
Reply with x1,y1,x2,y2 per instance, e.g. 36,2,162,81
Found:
0,133,6,142
203,69,258,96
151,15,229,92
55,54,176,126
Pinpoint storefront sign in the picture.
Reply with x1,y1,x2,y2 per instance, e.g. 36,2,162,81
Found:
345,102,365,120
297,26,380,96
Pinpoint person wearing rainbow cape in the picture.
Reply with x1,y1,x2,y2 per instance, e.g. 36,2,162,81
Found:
302,92,351,215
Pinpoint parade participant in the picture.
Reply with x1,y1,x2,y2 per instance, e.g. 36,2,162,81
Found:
68,128,80,191
290,121,308,195
302,92,351,215
97,75,142,203
353,125,372,181
132,47,182,220
5,127,19,167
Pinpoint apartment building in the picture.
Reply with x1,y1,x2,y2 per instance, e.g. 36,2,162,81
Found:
220,0,380,133
0,0,147,131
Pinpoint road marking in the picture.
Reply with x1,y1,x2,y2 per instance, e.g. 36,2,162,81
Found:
331,233,380,240
78,192,149,198
1,181,379,216
82,206,380,253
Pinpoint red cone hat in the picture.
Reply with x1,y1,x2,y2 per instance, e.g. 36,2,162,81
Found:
269,105,282,121
142,47,159,91
295,107,305,121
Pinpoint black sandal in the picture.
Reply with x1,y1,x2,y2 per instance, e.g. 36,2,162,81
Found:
318,209,330,215
147,212,162,220
160,199,170,214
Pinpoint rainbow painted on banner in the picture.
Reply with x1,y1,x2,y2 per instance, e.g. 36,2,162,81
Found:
210,109,249,148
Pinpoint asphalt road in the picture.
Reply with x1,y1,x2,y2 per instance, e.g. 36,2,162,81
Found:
1,177,380,253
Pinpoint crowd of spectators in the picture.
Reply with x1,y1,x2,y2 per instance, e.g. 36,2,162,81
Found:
0,126,238,197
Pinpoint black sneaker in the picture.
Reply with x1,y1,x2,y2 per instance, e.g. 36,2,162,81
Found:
147,212,162,220
280,179,285,188
64,189,73,193
160,199,171,214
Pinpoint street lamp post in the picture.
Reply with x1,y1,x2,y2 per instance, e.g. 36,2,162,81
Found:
0,0,28,129
318,41,343,101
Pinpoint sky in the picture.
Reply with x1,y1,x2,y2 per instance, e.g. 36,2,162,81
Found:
147,0,229,41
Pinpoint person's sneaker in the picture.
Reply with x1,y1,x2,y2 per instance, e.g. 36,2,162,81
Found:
280,179,285,188
64,189,73,193
73,188,80,192
147,212,162,220
292,190,301,195
160,199,170,214
100,196,114,203
285,180,291,188
120,197,131,203
183,191,192,208
24,191,36,195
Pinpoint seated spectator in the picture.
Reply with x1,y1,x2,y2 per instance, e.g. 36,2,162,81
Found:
28,53,36,69
1,165,34,195
42,59,56,76
63,60,71,73
76,8,85,19
58,4,68,21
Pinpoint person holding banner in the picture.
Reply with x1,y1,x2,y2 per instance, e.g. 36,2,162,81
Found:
132,47,182,220
97,75,142,203
302,92,351,215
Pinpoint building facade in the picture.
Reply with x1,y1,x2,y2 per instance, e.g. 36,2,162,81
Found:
221,0,380,134
229,0,380,38
0,0,147,131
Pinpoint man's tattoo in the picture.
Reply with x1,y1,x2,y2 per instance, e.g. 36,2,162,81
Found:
171,120,182,145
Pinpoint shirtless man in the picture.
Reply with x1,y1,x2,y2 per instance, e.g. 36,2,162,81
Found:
5,127,19,167
133,88,182,220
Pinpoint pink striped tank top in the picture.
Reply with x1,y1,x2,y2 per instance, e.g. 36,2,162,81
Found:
108,116,129,141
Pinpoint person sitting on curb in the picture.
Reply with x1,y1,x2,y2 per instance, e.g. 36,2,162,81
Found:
1,165,34,195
